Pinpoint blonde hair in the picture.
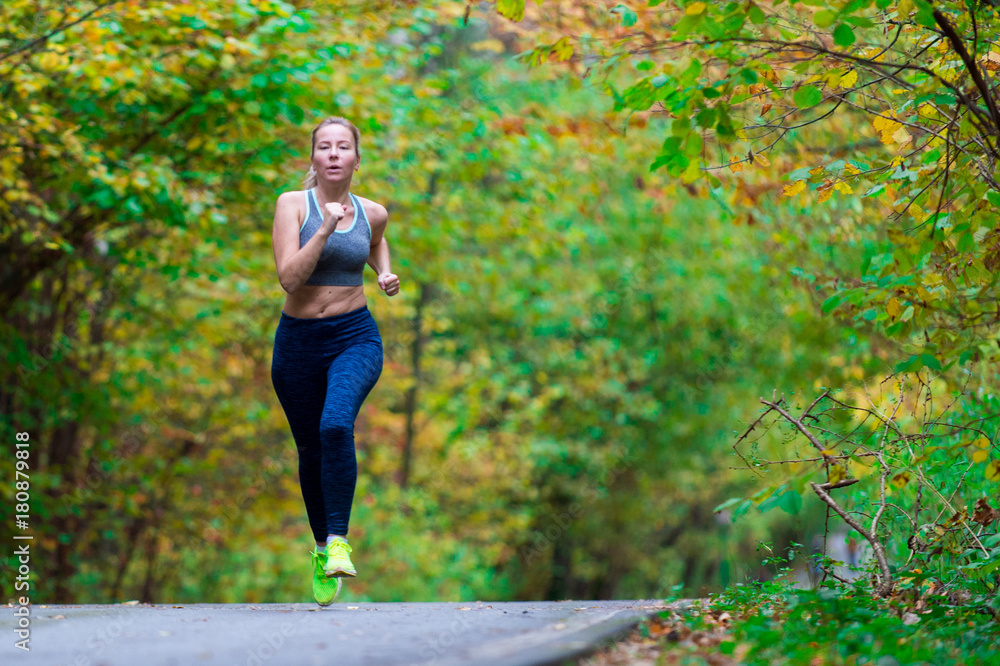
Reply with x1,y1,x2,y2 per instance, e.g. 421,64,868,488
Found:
303,117,362,189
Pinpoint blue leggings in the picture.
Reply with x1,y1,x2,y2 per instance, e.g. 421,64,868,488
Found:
270,305,383,541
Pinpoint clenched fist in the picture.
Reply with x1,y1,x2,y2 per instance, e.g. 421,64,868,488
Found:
378,272,400,296
321,201,346,234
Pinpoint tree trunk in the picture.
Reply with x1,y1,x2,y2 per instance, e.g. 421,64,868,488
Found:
400,282,431,488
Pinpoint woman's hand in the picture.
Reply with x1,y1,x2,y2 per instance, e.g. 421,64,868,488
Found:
320,201,346,234
378,272,400,296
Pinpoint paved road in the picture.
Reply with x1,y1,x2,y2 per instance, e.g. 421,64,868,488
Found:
2,599,672,666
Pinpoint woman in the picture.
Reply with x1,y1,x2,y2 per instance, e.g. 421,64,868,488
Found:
270,117,399,606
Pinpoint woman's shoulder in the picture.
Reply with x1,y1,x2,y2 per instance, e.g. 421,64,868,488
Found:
353,194,388,226
276,189,309,205
275,190,312,220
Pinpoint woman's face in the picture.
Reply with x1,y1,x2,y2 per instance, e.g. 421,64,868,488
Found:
311,124,359,183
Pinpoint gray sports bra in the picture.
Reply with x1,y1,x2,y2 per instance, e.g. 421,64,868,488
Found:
299,189,372,287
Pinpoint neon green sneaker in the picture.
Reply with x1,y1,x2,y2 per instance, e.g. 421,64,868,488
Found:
311,548,342,606
323,539,357,578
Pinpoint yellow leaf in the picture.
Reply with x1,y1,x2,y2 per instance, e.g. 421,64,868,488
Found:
497,0,525,21
986,460,1000,481
783,180,806,196
849,459,874,479
887,297,902,318
681,159,702,184
686,2,707,15
834,181,853,194
752,152,770,167
892,126,913,146
471,38,506,53
924,273,944,287
873,114,902,144
891,471,911,488
843,164,860,176
818,186,834,203
728,156,743,173
840,70,858,88
551,37,573,61
974,437,991,449
973,449,990,463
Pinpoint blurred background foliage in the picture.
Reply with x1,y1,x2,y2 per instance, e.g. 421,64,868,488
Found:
2,0,992,610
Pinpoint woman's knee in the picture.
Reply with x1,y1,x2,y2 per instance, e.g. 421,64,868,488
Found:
319,420,353,443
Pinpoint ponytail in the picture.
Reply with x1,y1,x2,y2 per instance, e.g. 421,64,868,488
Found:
303,165,317,189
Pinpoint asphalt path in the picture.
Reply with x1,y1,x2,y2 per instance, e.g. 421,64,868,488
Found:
2,599,673,666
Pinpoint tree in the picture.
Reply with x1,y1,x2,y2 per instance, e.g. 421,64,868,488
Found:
493,0,1000,599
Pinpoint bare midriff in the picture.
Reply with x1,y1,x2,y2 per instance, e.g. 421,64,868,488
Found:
282,284,367,318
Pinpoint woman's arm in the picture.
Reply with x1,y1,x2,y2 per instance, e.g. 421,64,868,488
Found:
272,191,342,294
366,203,399,297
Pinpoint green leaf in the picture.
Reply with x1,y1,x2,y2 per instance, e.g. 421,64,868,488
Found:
611,4,638,27
920,353,942,371
844,16,875,28
793,86,823,108
894,354,941,372
683,132,703,157
814,10,837,28
779,490,802,515
497,0,525,21
913,0,936,28
833,23,855,47
713,497,745,513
